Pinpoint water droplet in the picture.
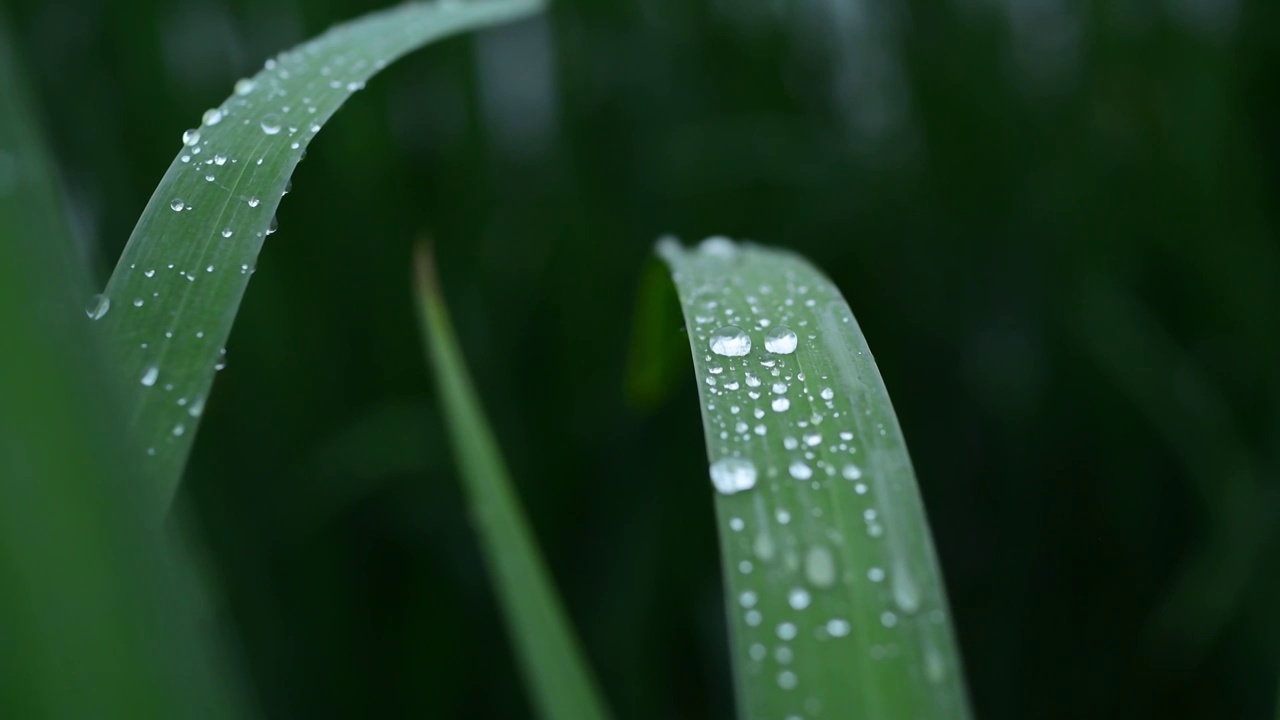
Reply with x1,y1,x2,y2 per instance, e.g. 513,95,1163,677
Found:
892,563,921,614
172,423,186,437
182,129,200,146
776,508,791,524
170,199,185,212
188,397,205,418
222,228,234,238
788,461,813,480
840,431,854,441
85,294,110,320
777,622,797,640
744,372,761,388
739,591,757,608
868,567,886,582
729,517,745,531
709,326,751,357
805,546,836,588
821,387,835,400
880,611,898,628
803,432,822,447
215,348,228,371
777,671,798,690
260,115,282,135
842,464,863,480
202,108,223,126
234,78,256,95
266,216,278,235
771,397,791,412
132,298,144,307
788,588,811,610
698,235,738,259
745,610,762,627
771,381,788,394
709,457,757,495
144,269,155,278
749,643,767,661
214,154,227,166
140,365,159,387
826,619,851,637
247,197,260,207
764,326,798,354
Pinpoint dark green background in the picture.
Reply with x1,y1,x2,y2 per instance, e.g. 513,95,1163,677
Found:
6,0,1278,717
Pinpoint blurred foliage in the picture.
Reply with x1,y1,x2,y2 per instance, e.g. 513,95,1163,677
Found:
4,0,1278,717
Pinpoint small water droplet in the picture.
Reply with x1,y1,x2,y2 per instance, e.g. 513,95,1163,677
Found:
202,108,223,126
182,129,201,146
85,294,110,320
709,457,757,495
260,115,283,135
132,298,144,307
771,381,788,394
777,622,797,640
788,461,813,480
788,588,811,610
172,423,186,437
826,618,851,637
170,199,185,212
803,432,822,447
234,78,256,95
777,671,798,690
771,397,791,412
266,216,279,235
764,326,798,354
840,431,854,441
140,365,159,387
745,610,762,627
214,154,227,166
221,228,234,238
215,348,228,371
881,611,898,628
805,546,836,588
709,326,751,357
247,197,260,207
842,464,863,480
868,567,886,582
739,591,757,608
821,387,835,400
144,269,155,278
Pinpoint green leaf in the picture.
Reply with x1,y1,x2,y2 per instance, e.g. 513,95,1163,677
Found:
657,236,971,720
94,0,543,509
412,244,613,720
0,12,248,718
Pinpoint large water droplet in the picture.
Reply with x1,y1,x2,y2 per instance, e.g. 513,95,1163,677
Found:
709,457,757,495
698,235,738,259
709,326,751,357
170,199,185,212
764,326,798,354
771,397,791,412
260,115,283,135
182,129,201,146
85,294,110,320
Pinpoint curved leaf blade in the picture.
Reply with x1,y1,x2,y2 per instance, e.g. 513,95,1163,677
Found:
657,237,971,720
94,0,543,508
412,244,613,720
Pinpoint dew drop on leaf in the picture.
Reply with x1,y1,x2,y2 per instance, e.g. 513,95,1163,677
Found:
85,294,110,320
709,325,751,357
764,326,798,354
140,365,159,387
709,456,757,495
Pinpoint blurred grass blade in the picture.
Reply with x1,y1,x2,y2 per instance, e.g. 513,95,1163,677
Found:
0,14,248,718
657,236,971,720
412,244,613,720
94,0,543,510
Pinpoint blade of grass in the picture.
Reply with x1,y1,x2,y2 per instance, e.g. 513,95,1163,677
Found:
93,0,543,512
657,236,971,720
0,13,248,718
412,243,613,720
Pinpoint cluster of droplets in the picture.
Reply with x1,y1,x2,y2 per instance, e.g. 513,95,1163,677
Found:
659,234,957,713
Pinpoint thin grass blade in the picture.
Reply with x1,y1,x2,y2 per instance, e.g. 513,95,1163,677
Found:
412,244,613,720
93,0,543,510
0,14,248,717
657,236,971,720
